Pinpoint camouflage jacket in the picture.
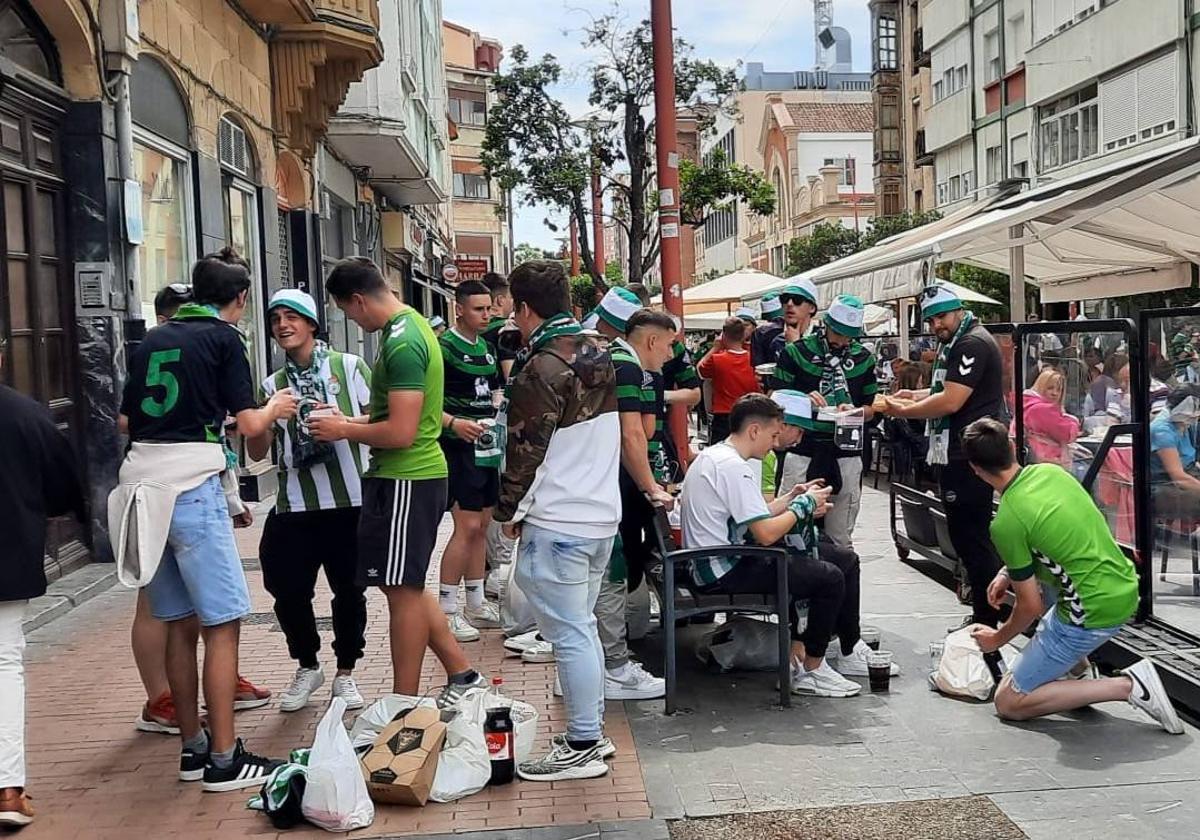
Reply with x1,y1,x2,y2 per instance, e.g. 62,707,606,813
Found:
495,337,623,538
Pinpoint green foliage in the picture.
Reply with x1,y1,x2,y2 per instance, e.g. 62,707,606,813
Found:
944,263,1021,322
604,260,625,286
860,211,943,249
785,223,862,275
513,242,551,265
569,274,603,313
679,148,776,228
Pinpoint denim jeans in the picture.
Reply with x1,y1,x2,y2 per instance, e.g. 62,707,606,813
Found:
514,523,614,742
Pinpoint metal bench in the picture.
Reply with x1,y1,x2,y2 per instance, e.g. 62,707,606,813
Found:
645,508,792,714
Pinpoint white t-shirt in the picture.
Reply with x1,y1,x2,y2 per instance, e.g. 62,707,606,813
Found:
680,441,770,584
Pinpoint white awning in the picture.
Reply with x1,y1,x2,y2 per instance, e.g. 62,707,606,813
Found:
652,268,782,307
742,137,1200,306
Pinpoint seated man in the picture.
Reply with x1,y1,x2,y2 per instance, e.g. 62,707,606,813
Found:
680,393,873,698
962,418,1182,733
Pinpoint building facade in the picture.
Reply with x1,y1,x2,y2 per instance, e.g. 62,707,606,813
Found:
748,97,876,275
7,0,382,574
874,0,1199,217
695,61,873,277
442,20,512,280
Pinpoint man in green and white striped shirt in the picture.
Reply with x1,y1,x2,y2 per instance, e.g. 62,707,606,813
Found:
246,289,371,714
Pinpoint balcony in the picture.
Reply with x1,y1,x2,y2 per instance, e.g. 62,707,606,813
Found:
915,129,935,167
267,0,384,156
911,28,931,71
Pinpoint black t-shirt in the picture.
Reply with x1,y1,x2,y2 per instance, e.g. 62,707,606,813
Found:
482,317,519,366
750,320,784,367
944,323,1004,460
121,312,256,443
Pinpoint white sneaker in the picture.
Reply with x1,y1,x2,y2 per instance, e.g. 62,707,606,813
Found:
833,640,901,678
448,612,481,642
1126,659,1184,734
503,629,541,656
331,674,364,710
517,740,609,782
465,600,501,629
552,732,617,759
605,661,666,700
521,640,555,663
791,658,862,698
279,666,325,712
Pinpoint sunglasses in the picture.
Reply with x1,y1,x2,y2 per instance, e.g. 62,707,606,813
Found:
780,294,810,306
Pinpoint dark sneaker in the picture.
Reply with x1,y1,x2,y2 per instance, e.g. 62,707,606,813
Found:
518,740,609,782
551,732,616,759
201,739,283,793
436,672,487,709
179,740,210,782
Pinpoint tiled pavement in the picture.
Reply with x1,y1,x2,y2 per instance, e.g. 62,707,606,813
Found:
19,511,650,839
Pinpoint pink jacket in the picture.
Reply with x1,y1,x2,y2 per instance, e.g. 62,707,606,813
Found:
1016,389,1080,466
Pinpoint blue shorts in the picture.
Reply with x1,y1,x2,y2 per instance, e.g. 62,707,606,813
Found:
146,475,251,626
1009,605,1122,694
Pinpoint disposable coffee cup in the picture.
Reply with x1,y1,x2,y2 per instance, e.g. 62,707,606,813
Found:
861,626,881,651
867,650,894,693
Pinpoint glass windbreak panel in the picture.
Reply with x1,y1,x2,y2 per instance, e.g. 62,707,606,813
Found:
1018,327,1134,542
1146,312,1200,631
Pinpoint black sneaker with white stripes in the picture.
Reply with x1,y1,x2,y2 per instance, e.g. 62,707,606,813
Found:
201,739,283,793
179,742,209,782
551,732,617,759
517,739,609,782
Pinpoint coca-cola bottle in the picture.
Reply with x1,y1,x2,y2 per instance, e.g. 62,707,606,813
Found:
484,677,515,785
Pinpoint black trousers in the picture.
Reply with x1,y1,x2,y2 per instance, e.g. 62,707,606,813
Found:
703,539,860,659
260,507,368,671
709,413,731,444
939,459,1003,627
619,470,656,592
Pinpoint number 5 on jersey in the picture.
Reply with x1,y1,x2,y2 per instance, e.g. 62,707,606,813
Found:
141,348,181,417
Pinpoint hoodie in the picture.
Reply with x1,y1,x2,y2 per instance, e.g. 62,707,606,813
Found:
496,336,621,539
1019,388,1080,466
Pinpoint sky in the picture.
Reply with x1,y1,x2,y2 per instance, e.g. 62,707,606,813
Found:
442,0,873,254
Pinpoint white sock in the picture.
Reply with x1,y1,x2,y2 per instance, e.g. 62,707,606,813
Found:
464,579,485,610
439,585,458,615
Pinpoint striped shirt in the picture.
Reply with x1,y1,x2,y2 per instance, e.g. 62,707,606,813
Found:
611,338,666,482
773,332,878,441
439,328,501,439
262,351,372,513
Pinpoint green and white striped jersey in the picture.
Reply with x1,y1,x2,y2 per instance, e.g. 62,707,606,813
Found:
261,350,372,513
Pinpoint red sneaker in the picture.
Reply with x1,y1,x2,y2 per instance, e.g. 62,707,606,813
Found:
136,691,179,735
0,788,33,827
234,675,272,711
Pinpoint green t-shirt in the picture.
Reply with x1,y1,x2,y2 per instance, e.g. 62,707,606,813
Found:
990,463,1137,629
365,307,447,480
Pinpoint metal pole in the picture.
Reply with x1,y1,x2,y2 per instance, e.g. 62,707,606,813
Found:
569,216,581,277
592,163,605,274
114,65,144,345
1008,223,1027,322
651,0,688,458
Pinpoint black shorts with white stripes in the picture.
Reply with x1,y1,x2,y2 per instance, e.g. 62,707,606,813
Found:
357,477,447,588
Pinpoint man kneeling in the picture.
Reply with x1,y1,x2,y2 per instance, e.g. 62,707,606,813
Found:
962,418,1182,733
680,393,867,697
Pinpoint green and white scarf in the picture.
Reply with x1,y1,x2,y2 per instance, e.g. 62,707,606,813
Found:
786,491,820,558
926,310,976,465
287,341,336,469
814,325,852,408
508,313,583,382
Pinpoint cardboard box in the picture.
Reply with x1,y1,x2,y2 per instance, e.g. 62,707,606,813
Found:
360,706,448,806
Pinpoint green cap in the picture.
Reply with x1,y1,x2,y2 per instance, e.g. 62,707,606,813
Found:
267,288,319,324
824,294,866,338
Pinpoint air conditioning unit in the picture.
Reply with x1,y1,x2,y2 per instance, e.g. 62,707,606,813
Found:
218,117,251,177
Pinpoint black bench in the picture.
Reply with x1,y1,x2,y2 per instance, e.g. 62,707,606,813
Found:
645,508,792,714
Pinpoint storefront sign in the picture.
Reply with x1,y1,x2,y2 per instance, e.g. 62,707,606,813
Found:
454,259,489,282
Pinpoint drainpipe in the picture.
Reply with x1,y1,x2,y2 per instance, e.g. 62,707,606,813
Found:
113,61,145,346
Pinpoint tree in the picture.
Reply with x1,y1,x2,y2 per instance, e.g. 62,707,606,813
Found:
481,46,606,289
860,210,943,249
513,242,549,265
584,15,740,285
604,260,626,286
785,223,861,275
679,147,776,228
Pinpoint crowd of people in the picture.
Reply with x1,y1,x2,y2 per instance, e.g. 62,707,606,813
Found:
0,251,1192,829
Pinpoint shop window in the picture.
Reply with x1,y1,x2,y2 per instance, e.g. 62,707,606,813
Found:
0,0,60,82
133,136,194,323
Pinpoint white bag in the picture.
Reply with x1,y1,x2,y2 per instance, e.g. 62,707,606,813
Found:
501,538,537,637
302,697,375,832
933,627,1020,701
696,616,781,672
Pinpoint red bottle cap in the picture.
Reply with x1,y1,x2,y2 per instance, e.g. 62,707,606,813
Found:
491,676,503,687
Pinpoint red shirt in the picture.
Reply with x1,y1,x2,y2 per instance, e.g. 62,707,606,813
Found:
698,348,760,414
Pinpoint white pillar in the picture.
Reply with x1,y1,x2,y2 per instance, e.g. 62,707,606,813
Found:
1009,224,1026,322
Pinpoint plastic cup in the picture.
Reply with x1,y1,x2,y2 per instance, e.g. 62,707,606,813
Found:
860,626,881,651
929,642,945,673
867,650,894,692
308,407,336,419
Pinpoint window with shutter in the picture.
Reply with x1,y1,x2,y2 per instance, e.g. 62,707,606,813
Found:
218,116,252,178
1136,52,1178,140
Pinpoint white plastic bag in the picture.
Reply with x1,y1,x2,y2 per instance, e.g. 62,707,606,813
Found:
933,627,1019,701
501,538,537,637
302,697,374,832
696,616,782,672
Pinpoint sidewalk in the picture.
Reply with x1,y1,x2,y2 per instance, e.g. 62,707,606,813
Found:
19,512,649,839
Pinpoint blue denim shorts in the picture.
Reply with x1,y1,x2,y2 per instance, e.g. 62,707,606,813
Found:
1009,605,1122,694
146,475,251,626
